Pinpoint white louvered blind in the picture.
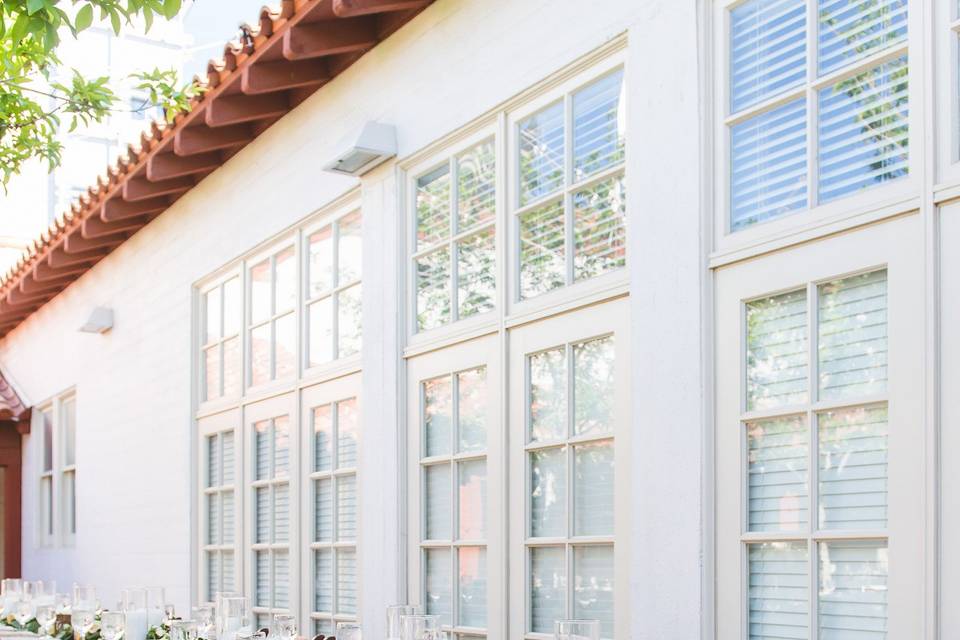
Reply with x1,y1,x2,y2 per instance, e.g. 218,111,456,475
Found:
818,540,888,637
315,549,333,611
572,69,625,180
818,0,907,75
530,547,565,634
746,288,808,410
337,475,357,541
519,200,566,299
426,463,452,540
337,550,357,615
748,542,809,640
519,102,565,206
315,478,333,542
747,416,809,532
251,417,291,620
204,430,236,601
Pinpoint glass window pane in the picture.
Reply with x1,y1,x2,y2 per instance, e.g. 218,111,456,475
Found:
457,368,487,453
315,478,333,542
457,140,496,231
458,546,487,628
256,486,270,543
530,447,566,538
731,98,808,231
337,475,357,542
817,56,909,204
337,549,357,615
65,471,76,534
222,550,234,594
425,463,452,540
338,398,359,469
222,491,234,544
42,410,53,473
417,165,451,249
250,259,271,324
223,337,241,398
818,269,887,400
41,477,52,537
275,247,296,313
573,70,626,180
63,398,76,466
275,313,296,379
746,288,808,410
308,225,334,297
748,541,809,640
425,548,452,626
207,552,220,601
818,540,888,637
519,199,565,300
819,405,888,530
315,548,333,612
207,493,219,545
274,483,289,543
205,287,221,343
573,545,614,639
314,405,333,472
457,228,495,320
207,434,220,488
519,101,565,205
424,376,453,457
416,247,451,331
530,546,565,634
204,345,221,401
574,441,614,537
255,421,270,480
337,283,362,358
222,431,234,484
250,324,271,387
308,297,334,367
338,211,362,284
573,337,615,437
746,415,809,532
274,550,289,609
573,175,626,281
729,0,807,112
458,459,487,540
274,416,290,478
818,0,907,75
529,347,567,443
223,277,241,336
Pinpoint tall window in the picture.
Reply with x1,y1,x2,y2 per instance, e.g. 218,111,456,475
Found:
413,140,496,332
37,391,77,547
309,397,359,635
726,0,909,231
249,246,298,388
203,428,237,600
202,275,242,402
742,269,889,638
514,69,626,300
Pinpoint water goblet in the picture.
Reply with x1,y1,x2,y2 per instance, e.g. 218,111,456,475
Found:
54,593,71,614
15,596,34,628
217,596,248,640
192,605,214,639
100,611,124,640
35,604,55,632
164,604,177,621
72,607,96,640
273,614,296,640
554,619,601,640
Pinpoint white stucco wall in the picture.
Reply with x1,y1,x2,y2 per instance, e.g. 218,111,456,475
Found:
0,0,705,633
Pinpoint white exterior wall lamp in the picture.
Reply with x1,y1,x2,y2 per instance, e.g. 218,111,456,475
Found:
322,121,398,176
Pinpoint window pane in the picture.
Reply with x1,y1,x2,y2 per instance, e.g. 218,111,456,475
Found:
457,228,495,319
204,346,221,401
458,459,487,540
207,493,219,545
308,225,334,297
519,199,565,300
337,549,357,615
65,471,76,534
275,247,296,313
457,368,487,453
42,410,53,473
338,398,359,469
256,486,270,543
222,431,234,484
458,546,487,628
223,277,241,336
275,313,296,379
573,546,614,639
250,324,270,387
748,542,809,640
818,0,907,75
223,337,241,398
818,540,888,637
63,398,76,466
315,478,333,542
424,376,453,457
416,246,451,331
573,70,626,180
425,463,452,540
530,546,565,634
222,551,234,592
41,477,52,537
573,175,626,282
530,447,566,538
250,259,271,324
337,475,357,542
746,288,808,410
573,336,615,437
337,283,362,358
458,140,496,231
308,297,334,367
519,101,565,205
529,347,567,443
819,405,888,530
255,421,270,480
314,405,333,472
417,165,451,249
274,417,290,478
338,211,362,284
205,287,221,343
817,56,909,204
207,553,220,602
731,98,808,231
222,491,234,544
425,548,452,626
818,269,887,400
746,415,809,532
274,483,289,543
207,434,220,488
574,441,614,537
274,550,289,608
729,0,807,112
315,548,333,612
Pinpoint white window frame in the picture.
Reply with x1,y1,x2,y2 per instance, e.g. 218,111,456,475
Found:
35,389,76,548
711,0,922,260
714,216,926,638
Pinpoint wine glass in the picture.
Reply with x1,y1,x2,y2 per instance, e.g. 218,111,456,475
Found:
72,585,97,610
72,607,96,640
399,614,440,640
15,596,34,628
100,611,124,640
192,605,214,639
386,606,419,640
216,596,248,640
54,593,71,614
170,619,199,640
336,622,361,640
35,604,55,633
554,619,601,640
273,614,296,640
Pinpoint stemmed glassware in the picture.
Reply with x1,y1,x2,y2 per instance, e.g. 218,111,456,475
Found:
72,585,98,610
398,614,445,640
100,611,125,640
72,607,97,640
216,596,249,640
35,604,56,633
554,619,601,640
54,593,71,614
386,605,419,640
170,619,199,640
15,595,34,628
145,587,165,627
33,581,56,606
1,579,23,616
192,605,215,640
272,614,296,640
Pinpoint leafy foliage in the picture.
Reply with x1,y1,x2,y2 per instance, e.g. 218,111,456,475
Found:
0,0,200,188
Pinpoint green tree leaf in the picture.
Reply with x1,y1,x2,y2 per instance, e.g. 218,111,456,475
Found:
75,4,93,31
26,0,45,16
162,0,181,20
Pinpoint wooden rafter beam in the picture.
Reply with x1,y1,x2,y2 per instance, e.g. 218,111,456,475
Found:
282,19,377,60
63,231,126,253
81,213,151,239
32,260,86,283
21,271,72,294
101,196,170,223
48,246,110,268
175,124,254,156
147,152,222,181
123,176,195,201
242,59,330,94
7,284,56,306
205,94,289,127
332,0,429,17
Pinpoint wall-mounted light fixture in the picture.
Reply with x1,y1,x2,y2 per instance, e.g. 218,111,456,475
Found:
322,121,397,176
78,307,113,334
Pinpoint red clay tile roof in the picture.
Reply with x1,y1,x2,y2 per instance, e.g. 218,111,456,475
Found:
0,0,432,338
0,371,30,431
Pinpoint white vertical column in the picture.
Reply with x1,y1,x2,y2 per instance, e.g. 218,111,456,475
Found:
626,2,706,638
358,162,404,639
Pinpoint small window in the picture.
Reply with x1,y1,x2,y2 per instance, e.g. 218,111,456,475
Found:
249,246,297,387
37,391,77,547
202,276,242,402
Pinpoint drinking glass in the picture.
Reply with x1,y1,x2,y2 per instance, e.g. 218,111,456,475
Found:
216,596,248,640
121,588,149,640
399,614,440,640
192,605,214,640
22,581,35,602
386,605,419,640
35,604,55,631
336,622,361,640
145,587,166,627
100,611,124,640
72,585,97,610
54,593,71,613
554,619,601,640
72,607,97,640
15,596,34,627
2,579,23,616
34,581,56,606
170,620,199,640
272,614,296,640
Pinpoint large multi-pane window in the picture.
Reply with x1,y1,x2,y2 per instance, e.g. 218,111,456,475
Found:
203,428,237,600
725,0,910,231
37,391,77,548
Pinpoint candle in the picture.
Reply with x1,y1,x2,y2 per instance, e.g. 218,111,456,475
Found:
124,609,148,640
